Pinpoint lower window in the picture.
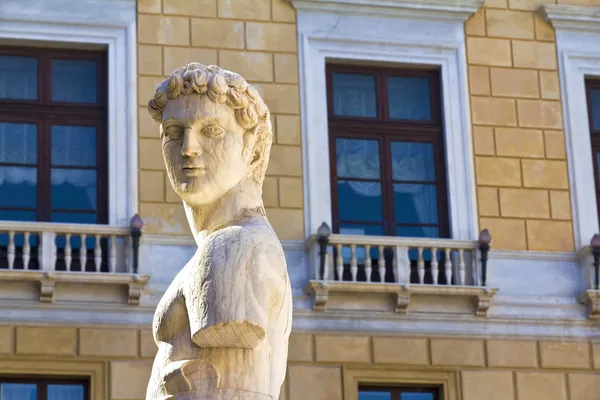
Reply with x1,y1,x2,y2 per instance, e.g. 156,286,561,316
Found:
360,386,440,400
0,377,88,400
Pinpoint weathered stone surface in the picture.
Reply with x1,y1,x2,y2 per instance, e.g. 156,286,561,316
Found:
288,366,342,400
516,372,567,400
479,218,527,250
111,361,153,400
568,373,600,400
287,333,313,362
431,338,485,367
0,326,12,354
463,371,514,400
315,335,370,363
487,339,538,368
499,188,550,219
16,327,76,356
486,9,535,39
79,328,138,357
140,329,157,358
373,337,428,365
540,341,591,369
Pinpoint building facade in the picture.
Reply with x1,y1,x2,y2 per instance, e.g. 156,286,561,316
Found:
0,0,600,399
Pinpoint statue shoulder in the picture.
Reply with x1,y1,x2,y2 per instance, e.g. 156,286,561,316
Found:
208,217,284,256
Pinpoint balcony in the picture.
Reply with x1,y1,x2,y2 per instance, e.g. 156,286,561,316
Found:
305,224,498,317
576,234,600,320
0,216,149,305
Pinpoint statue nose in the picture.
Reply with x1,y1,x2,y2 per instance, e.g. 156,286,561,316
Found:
181,130,201,157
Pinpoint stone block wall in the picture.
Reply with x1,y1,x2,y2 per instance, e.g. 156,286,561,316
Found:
136,0,304,240
465,0,586,252
3,326,599,399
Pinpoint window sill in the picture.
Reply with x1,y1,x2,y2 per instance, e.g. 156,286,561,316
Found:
305,280,498,316
0,270,149,305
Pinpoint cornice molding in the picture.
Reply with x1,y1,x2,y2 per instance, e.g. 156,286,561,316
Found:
489,249,578,262
288,0,483,21
540,4,600,32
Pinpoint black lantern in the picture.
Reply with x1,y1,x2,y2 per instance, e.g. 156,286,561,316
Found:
130,214,144,274
478,229,492,287
591,234,600,290
317,222,331,280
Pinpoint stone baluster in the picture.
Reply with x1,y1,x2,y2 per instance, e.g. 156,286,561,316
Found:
444,248,452,285
417,247,425,284
364,245,372,282
23,232,31,270
94,235,102,272
336,244,343,282
7,231,15,269
378,245,385,282
431,247,439,285
350,244,357,282
109,235,117,273
80,234,87,271
458,248,466,285
65,233,72,271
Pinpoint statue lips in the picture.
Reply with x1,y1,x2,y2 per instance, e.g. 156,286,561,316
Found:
182,166,206,177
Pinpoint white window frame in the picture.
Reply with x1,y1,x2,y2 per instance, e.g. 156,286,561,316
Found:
541,5,600,250
291,0,481,240
0,0,137,226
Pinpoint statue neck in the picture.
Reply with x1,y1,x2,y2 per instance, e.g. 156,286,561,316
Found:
184,178,265,242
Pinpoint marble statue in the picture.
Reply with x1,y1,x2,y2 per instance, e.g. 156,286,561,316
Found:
145,63,293,400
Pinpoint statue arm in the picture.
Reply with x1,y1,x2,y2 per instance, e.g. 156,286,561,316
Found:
186,242,285,349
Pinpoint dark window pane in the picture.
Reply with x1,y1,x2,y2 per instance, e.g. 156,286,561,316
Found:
0,55,38,100
592,88,600,131
48,384,85,400
396,225,440,238
391,141,435,182
51,125,97,167
339,224,384,236
336,138,380,179
394,183,438,224
0,122,37,164
0,383,37,400
0,166,37,208
332,73,377,117
51,59,97,103
401,393,434,400
359,391,392,400
51,169,97,210
338,180,382,222
388,76,432,120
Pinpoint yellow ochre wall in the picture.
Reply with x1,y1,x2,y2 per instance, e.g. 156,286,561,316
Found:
1,326,600,400
136,0,304,240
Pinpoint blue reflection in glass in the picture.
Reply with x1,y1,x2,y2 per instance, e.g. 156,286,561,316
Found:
51,169,97,210
338,180,382,222
401,393,434,400
391,142,435,182
51,59,97,103
394,183,438,224
396,225,439,239
0,166,36,208
359,391,392,400
48,384,85,400
0,55,38,100
388,76,431,121
0,122,37,164
333,73,377,117
0,383,37,400
592,89,600,131
51,125,97,167
336,138,380,179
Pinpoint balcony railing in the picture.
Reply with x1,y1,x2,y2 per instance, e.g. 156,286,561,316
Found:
305,224,497,316
0,216,148,305
576,234,600,320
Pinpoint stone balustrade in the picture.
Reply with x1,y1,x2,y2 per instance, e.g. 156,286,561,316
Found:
306,232,497,316
0,221,148,305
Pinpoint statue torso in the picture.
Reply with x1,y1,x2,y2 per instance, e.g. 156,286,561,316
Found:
146,217,292,400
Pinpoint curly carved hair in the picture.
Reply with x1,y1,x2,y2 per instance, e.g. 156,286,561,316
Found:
147,63,273,187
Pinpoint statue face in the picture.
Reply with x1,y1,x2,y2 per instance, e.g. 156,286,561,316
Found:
161,95,251,205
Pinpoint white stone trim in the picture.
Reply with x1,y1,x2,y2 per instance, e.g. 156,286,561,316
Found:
0,0,138,226
541,5,600,250
292,0,480,241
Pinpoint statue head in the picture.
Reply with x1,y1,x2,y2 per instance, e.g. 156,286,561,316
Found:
148,63,272,206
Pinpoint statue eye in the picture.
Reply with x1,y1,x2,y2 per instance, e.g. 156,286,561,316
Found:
164,125,184,140
202,125,225,138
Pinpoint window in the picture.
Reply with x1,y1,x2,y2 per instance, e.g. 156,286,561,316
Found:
0,46,107,225
327,65,449,239
0,377,88,400
587,79,600,226
359,386,440,400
